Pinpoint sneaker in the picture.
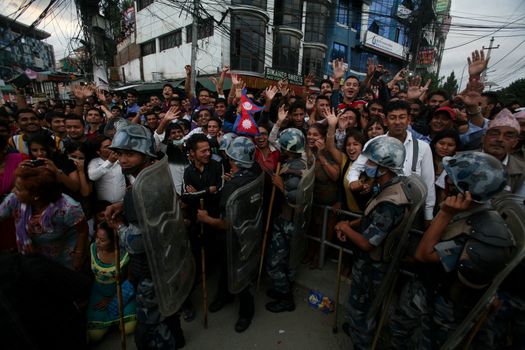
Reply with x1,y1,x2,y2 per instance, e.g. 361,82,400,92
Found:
265,299,296,313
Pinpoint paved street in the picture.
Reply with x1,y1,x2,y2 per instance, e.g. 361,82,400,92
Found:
94,259,354,350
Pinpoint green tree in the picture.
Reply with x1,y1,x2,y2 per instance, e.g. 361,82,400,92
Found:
441,71,458,96
419,70,442,93
496,78,525,106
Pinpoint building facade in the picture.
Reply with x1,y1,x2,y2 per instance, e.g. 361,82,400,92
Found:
0,15,55,81
114,0,448,87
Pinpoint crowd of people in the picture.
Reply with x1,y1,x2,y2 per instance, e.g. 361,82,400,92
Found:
0,48,524,350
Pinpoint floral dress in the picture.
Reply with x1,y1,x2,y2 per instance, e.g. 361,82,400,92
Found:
0,193,84,269
87,243,136,332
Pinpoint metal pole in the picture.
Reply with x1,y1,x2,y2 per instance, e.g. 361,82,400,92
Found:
190,0,199,95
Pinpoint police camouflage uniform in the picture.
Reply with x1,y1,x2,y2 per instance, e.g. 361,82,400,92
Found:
474,258,525,348
342,136,410,349
267,156,307,295
266,128,307,308
212,137,259,324
346,180,408,349
111,124,183,349
389,152,513,349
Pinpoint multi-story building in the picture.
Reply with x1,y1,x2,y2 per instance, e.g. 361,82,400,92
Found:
115,0,333,87
0,14,59,99
115,0,448,88
0,14,55,80
324,0,413,79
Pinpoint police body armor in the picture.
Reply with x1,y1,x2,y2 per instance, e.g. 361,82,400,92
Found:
441,194,525,350
132,157,196,316
364,178,410,262
287,156,315,268
225,173,265,294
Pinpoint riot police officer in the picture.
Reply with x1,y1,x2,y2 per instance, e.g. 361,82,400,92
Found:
197,136,263,332
105,124,189,349
390,151,514,349
334,136,411,349
265,128,311,313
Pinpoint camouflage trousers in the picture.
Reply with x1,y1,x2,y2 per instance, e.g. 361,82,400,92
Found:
475,291,525,349
390,278,484,350
266,217,296,294
134,278,181,350
389,278,432,349
346,255,387,350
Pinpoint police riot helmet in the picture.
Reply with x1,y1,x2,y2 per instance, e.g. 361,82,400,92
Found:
442,152,507,203
226,136,255,168
219,132,238,151
109,123,156,158
278,128,305,154
362,136,406,174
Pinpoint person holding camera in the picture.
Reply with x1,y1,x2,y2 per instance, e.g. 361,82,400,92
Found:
0,164,88,271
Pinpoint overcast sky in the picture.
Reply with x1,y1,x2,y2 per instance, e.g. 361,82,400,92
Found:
7,0,525,89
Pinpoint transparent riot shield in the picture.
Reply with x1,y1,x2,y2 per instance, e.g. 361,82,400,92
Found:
289,157,316,268
225,174,265,294
440,194,525,350
132,157,196,316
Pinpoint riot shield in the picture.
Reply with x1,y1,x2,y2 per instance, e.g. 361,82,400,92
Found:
132,157,196,316
368,175,428,321
226,173,265,294
440,194,525,350
289,157,316,268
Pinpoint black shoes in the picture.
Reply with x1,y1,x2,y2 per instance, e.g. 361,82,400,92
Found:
266,288,288,300
208,296,235,313
265,299,296,313
342,322,351,338
234,317,252,333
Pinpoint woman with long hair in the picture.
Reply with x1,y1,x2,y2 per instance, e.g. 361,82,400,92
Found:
87,221,136,343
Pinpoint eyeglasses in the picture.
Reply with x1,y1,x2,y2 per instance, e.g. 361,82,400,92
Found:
485,129,518,140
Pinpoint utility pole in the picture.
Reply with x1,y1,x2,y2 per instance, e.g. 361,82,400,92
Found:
190,0,199,95
408,2,435,71
481,37,499,83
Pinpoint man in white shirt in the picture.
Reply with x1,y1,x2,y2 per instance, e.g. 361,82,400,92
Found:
348,100,436,225
88,135,126,204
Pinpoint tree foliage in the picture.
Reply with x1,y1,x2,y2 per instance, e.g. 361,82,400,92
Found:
441,71,458,97
496,78,525,107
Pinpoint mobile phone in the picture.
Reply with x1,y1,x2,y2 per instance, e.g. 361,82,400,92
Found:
30,159,45,167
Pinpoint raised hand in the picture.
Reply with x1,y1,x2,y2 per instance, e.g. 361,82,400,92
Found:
366,57,376,77
393,68,407,82
264,85,278,101
231,73,240,87
184,65,192,76
407,76,431,100
323,108,338,128
277,104,289,125
304,73,315,87
468,49,489,78
221,65,230,75
164,106,180,121
96,89,107,104
332,59,346,81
